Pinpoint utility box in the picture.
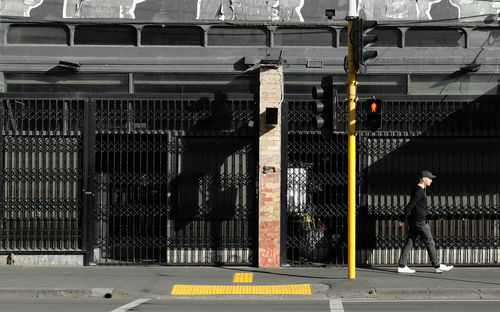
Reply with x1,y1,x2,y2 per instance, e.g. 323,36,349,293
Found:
265,107,278,125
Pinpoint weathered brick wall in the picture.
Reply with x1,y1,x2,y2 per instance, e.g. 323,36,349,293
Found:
258,66,283,268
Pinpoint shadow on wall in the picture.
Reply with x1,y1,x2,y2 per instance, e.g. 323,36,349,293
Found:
357,88,500,264
170,92,258,265
93,90,258,265
360,0,499,21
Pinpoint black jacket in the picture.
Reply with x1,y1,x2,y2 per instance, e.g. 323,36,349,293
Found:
401,185,427,222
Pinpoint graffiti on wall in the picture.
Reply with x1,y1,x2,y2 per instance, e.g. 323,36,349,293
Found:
0,0,44,17
196,0,305,22
62,0,147,18
0,0,499,22
361,0,500,21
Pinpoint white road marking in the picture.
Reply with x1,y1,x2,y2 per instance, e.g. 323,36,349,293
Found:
111,298,150,312
330,299,344,312
343,299,500,303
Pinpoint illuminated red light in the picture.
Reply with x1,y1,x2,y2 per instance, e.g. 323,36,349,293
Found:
371,102,377,113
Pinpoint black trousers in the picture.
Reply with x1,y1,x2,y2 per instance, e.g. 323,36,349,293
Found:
398,221,440,267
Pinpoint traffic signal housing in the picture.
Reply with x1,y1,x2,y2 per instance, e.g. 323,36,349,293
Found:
353,18,378,73
366,98,382,131
311,81,337,131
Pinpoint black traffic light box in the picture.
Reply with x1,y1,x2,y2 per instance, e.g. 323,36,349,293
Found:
353,18,378,73
366,98,382,131
311,81,337,131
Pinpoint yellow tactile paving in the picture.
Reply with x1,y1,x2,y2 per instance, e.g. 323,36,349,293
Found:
171,284,311,295
233,272,253,283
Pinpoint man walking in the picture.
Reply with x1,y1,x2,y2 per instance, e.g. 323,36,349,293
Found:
397,170,454,274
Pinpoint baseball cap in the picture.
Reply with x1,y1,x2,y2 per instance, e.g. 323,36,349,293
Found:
422,170,436,179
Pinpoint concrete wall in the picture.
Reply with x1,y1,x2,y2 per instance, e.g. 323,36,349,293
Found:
1,0,498,22
0,254,83,266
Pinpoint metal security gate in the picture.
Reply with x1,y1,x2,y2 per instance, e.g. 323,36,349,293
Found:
283,96,349,266
91,95,258,265
0,96,87,254
0,94,258,265
358,96,500,266
284,95,500,266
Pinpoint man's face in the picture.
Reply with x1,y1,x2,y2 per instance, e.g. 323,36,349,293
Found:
423,177,433,187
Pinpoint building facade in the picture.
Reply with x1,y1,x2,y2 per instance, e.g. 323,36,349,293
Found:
0,0,499,266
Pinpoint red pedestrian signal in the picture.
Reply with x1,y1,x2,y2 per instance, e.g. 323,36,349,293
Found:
366,98,382,131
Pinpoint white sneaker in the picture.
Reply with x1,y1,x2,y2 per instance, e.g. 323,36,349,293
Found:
397,265,416,273
435,264,454,273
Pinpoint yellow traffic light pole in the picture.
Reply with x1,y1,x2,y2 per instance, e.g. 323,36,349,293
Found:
346,17,357,279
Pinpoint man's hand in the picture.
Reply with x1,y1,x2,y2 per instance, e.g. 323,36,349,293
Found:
398,221,404,228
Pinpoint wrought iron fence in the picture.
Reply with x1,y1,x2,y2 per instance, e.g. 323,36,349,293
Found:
285,95,500,266
0,97,85,251
284,97,349,266
0,94,258,265
92,96,258,265
4,92,498,266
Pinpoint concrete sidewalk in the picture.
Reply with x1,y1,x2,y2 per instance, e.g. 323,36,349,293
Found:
0,266,499,300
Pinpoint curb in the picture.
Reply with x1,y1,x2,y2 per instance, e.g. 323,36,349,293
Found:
0,284,330,301
3,285,498,301
330,288,500,300
0,287,114,299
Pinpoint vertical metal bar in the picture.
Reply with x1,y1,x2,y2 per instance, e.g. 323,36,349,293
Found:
175,101,181,264
83,97,96,264
123,100,130,263
60,100,66,250
208,135,213,263
108,99,114,264
176,126,182,264
238,107,244,261
230,136,236,263
280,98,288,266
82,98,90,260
127,101,133,134
5,100,17,133
137,102,142,262
129,73,134,94
112,100,120,263
165,124,171,264
101,99,109,264
0,99,4,251
63,101,69,134
141,100,147,263
152,101,157,263
97,100,104,263
43,99,50,251
226,137,232,263
94,102,101,263
54,100,60,251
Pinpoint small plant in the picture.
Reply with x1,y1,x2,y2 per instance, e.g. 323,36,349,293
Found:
299,211,314,230
299,208,326,232
288,160,326,232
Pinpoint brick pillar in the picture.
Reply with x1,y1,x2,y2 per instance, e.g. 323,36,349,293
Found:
258,66,283,268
